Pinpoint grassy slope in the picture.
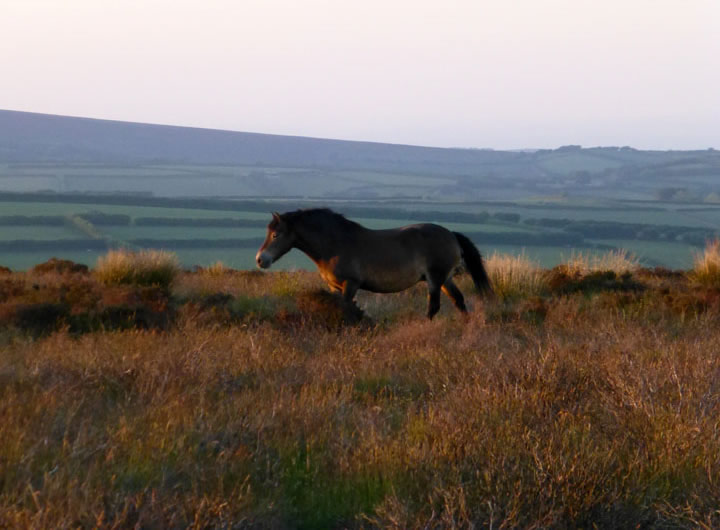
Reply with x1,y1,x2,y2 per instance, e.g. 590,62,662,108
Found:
1,263,720,528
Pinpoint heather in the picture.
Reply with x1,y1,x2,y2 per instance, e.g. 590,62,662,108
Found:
1,250,719,528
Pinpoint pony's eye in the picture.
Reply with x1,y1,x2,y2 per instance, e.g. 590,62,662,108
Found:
271,232,279,239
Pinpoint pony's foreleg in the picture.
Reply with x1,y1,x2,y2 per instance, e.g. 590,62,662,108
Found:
342,280,359,304
341,279,364,321
441,279,467,313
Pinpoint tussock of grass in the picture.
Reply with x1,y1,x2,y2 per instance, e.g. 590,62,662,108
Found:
200,260,229,277
690,239,720,288
563,249,640,275
485,251,546,299
95,249,180,289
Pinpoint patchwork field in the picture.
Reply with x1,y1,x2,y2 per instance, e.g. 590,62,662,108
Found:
1,194,719,271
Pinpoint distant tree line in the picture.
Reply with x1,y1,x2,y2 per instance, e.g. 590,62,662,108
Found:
0,233,582,252
134,217,267,228
0,239,109,251
524,218,718,245
491,212,521,223
0,213,131,226
0,192,503,225
464,231,584,246
0,192,281,214
0,237,265,252
128,238,265,249
336,206,493,224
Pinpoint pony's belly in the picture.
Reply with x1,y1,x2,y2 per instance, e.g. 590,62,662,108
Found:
361,268,421,293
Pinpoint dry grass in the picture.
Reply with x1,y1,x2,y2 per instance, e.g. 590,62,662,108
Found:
690,239,720,288
2,261,720,527
95,249,180,289
200,260,230,277
562,249,640,275
485,251,546,299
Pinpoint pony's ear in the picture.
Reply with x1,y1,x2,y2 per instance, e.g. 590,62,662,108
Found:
271,211,285,228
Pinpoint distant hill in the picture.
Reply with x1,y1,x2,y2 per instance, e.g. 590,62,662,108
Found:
0,109,523,176
1,109,719,201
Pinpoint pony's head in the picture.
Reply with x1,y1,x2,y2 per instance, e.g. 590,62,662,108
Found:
256,212,296,268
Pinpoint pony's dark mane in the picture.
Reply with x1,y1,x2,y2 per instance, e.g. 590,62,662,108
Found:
277,208,364,234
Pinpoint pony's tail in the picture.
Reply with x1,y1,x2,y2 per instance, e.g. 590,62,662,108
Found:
454,232,493,296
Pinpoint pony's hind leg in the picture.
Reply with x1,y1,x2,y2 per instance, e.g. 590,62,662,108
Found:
426,269,447,319
442,278,467,313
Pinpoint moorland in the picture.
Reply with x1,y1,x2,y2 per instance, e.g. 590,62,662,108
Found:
1,246,720,528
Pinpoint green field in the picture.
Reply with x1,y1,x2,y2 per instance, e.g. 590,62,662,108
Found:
0,225,80,240
101,226,263,240
0,200,268,218
0,195,716,271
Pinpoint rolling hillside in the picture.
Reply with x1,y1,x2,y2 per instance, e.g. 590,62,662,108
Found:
0,109,521,175
2,109,719,202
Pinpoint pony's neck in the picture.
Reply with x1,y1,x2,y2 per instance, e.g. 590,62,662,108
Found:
293,213,365,265
292,222,335,263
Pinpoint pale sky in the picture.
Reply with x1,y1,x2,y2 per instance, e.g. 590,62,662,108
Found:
2,0,719,149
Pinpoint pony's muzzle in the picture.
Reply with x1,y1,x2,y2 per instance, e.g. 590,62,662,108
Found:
256,251,272,269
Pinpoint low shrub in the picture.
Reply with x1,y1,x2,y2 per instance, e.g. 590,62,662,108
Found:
0,278,25,304
487,295,548,324
280,289,365,329
98,303,172,331
546,268,644,296
95,249,180,289
31,258,89,275
178,292,238,327
10,302,70,336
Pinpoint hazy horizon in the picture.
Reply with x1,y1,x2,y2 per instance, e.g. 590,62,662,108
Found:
2,0,719,150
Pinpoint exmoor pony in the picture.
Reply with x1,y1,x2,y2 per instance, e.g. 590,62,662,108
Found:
256,208,492,318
